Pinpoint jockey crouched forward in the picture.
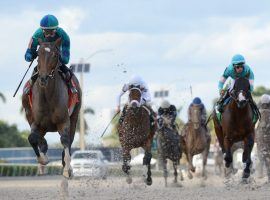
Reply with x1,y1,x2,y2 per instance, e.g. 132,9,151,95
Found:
24,14,77,94
157,100,178,132
217,54,255,113
116,75,156,131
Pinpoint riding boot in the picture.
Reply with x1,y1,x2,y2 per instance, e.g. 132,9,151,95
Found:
24,66,38,95
217,90,229,113
62,66,77,94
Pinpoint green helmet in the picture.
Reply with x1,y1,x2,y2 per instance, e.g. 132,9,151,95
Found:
40,14,59,29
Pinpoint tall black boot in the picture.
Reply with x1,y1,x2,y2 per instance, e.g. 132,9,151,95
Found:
217,91,229,113
60,64,77,94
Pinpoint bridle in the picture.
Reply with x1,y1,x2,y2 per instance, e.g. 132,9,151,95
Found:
37,44,61,80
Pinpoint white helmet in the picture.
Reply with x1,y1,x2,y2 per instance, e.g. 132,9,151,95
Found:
260,94,270,104
161,100,170,109
129,75,144,86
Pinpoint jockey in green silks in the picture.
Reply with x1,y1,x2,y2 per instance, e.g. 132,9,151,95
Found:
24,14,77,94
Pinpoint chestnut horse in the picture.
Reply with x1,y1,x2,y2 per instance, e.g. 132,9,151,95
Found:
117,85,156,185
181,105,211,179
22,38,81,178
213,77,256,181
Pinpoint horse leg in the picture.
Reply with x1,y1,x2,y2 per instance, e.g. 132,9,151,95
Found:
122,149,132,184
162,158,168,187
242,135,254,180
187,153,194,179
143,149,152,186
28,124,43,163
58,122,72,178
223,136,234,177
173,161,178,184
202,148,209,179
265,156,270,182
37,137,49,175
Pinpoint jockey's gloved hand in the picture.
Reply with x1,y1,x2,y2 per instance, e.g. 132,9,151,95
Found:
25,49,33,62
25,49,37,62
220,89,225,96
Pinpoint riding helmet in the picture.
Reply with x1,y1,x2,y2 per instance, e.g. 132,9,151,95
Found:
40,14,59,29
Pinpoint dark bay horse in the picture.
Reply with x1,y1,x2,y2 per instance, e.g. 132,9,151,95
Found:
22,38,81,178
213,77,256,181
157,115,182,187
181,105,211,179
117,85,156,185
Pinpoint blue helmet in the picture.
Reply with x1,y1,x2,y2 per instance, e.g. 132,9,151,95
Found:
231,54,245,65
40,14,59,29
192,97,202,105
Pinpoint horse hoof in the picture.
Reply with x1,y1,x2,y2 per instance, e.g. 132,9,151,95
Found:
241,178,249,184
188,173,193,179
191,167,196,173
63,169,73,178
37,153,49,165
242,172,250,179
126,176,132,184
146,177,152,186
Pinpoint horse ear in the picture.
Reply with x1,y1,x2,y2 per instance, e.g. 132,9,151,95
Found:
38,38,43,45
55,38,62,47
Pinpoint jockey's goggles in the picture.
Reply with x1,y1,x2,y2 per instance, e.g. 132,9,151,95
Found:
42,29,56,37
233,62,244,70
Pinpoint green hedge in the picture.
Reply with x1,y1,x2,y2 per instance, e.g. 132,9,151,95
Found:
0,165,62,177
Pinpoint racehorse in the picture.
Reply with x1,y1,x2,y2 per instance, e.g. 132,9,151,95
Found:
181,104,211,179
213,77,257,181
256,101,270,181
117,85,156,185
157,115,182,187
22,38,81,178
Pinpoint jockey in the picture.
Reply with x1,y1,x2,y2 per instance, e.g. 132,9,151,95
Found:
217,54,254,112
258,94,270,110
188,97,207,125
116,75,154,124
157,100,177,130
24,14,77,94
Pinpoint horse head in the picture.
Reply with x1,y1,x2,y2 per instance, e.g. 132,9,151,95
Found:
231,77,250,109
190,104,202,130
128,85,142,109
37,38,61,87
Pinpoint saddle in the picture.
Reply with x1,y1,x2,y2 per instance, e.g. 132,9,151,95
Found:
215,97,260,125
23,78,79,116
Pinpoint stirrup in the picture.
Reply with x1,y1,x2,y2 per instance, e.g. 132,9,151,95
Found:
70,86,78,94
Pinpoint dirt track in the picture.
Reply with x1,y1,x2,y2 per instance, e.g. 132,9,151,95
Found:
0,172,270,200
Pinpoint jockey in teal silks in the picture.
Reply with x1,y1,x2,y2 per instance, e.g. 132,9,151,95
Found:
216,54,255,112
24,14,77,94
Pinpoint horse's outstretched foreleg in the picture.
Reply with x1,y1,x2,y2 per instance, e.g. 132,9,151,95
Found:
37,137,49,175
161,157,168,187
242,134,254,180
58,122,72,178
122,149,132,184
28,124,43,163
